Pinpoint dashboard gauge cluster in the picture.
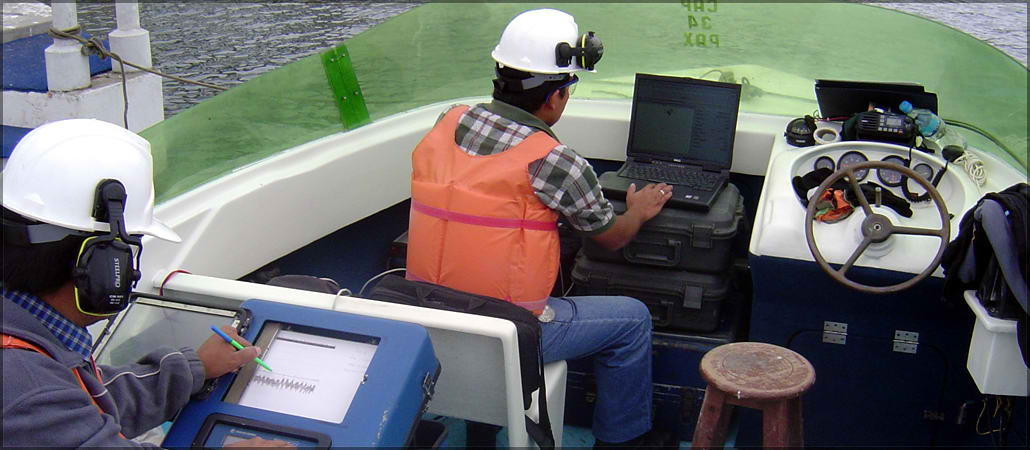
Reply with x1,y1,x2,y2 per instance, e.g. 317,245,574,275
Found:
809,151,937,187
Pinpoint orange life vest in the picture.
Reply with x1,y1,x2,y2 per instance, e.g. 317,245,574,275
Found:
407,105,560,315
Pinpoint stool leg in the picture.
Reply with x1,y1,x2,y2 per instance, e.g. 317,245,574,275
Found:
788,396,804,446
692,386,733,449
762,400,793,447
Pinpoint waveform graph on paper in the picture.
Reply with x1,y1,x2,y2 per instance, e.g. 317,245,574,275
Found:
250,373,318,395
235,329,378,422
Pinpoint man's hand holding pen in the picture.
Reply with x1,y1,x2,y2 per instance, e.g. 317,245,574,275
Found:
197,325,264,379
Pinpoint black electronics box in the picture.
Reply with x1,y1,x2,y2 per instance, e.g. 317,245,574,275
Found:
814,79,938,117
585,178,744,273
570,252,730,332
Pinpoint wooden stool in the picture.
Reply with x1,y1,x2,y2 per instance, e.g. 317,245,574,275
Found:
692,342,816,449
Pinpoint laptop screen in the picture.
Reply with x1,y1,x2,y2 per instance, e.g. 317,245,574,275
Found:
626,74,741,169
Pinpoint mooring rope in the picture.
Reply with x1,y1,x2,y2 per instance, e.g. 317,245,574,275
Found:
48,26,228,128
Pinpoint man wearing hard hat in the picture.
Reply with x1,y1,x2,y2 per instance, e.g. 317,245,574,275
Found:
406,9,674,448
1,119,290,447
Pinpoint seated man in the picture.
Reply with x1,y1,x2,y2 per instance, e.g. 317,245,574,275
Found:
404,9,673,448
2,119,290,448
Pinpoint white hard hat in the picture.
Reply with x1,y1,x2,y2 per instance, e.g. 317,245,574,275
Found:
491,9,603,74
2,119,180,242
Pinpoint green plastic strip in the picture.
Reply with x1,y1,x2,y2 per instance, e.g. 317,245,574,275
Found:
321,44,370,129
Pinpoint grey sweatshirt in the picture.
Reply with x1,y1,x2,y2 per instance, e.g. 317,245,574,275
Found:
2,298,206,447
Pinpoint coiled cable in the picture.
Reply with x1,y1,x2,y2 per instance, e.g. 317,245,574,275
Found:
954,151,987,187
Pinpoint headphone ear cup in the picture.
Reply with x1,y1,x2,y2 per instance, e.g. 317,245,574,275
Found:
577,33,603,70
73,237,135,316
72,238,97,301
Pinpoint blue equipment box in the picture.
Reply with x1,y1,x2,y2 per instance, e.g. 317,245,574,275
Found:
163,299,440,448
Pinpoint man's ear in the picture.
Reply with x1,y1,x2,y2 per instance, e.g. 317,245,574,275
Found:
542,89,562,111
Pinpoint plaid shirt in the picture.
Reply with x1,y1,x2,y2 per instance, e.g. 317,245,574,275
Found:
449,100,615,234
2,286,94,362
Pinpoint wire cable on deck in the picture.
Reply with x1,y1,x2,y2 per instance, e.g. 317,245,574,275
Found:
48,26,228,128
953,151,987,187
360,268,407,297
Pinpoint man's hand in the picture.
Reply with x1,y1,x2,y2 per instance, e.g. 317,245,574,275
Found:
225,437,295,448
589,182,672,251
625,182,672,223
196,325,262,379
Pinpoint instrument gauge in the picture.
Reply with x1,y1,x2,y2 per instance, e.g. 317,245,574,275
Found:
913,163,934,183
837,151,869,181
876,155,908,187
814,155,835,172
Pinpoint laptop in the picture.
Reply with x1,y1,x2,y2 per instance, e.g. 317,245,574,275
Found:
601,73,741,211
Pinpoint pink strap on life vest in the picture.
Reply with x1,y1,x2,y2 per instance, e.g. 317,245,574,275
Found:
411,200,557,231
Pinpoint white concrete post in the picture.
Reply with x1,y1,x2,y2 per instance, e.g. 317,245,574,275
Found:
109,1,152,73
44,1,91,91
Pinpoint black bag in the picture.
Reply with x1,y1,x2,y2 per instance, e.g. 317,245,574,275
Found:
366,274,554,449
266,274,342,294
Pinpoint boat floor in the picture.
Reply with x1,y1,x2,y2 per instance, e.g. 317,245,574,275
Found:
427,414,739,448
143,415,737,448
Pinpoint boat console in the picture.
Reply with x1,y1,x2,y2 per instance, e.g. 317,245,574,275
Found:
753,139,971,278
742,108,1026,444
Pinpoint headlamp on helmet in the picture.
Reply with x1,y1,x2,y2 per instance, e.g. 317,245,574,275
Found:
555,31,604,71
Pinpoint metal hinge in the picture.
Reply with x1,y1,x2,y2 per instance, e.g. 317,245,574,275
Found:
822,321,847,345
893,330,919,354
422,371,436,399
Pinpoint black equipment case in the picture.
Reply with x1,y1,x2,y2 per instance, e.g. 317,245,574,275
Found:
570,252,730,332
585,177,744,273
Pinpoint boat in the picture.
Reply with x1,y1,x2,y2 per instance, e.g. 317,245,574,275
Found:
5,1,1028,447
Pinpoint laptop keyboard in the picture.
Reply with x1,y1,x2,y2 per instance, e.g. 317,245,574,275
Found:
622,163,722,191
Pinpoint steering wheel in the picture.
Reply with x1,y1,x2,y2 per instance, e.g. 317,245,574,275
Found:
804,160,950,293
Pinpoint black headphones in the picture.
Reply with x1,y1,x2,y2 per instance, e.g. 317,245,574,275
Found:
71,180,143,316
555,31,603,71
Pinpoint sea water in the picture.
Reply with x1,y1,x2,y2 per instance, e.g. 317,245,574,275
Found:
74,1,1027,118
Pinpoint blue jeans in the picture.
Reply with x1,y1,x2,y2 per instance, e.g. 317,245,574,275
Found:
540,295,653,443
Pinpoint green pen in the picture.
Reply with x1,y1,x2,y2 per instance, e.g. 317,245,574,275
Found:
211,325,273,372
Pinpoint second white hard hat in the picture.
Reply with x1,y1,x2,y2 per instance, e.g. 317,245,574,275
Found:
491,9,603,74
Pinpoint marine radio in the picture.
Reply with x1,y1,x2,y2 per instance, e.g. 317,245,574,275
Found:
854,111,916,144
